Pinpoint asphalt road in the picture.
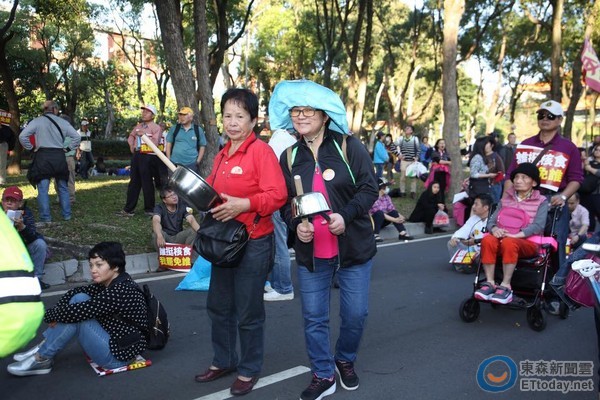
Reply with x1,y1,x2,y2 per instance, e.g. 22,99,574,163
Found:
1,235,597,400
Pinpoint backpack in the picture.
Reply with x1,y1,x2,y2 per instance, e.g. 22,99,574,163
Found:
119,284,170,350
172,123,202,153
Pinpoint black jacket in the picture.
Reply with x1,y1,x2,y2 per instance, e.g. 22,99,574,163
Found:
44,273,148,361
280,130,378,270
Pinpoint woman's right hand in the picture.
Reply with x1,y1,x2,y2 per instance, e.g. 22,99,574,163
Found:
297,221,314,243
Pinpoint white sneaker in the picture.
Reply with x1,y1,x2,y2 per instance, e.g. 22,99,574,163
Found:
264,281,274,293
7,355,53,376
263,291,294,301
13,342,44,362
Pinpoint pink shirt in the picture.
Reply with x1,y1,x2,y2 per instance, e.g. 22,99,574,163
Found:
312,164,338,259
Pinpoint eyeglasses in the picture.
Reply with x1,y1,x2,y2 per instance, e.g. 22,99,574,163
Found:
537,112,558,121
289,108,318,118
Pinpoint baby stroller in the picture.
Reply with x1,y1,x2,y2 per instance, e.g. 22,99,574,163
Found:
459,207,569,331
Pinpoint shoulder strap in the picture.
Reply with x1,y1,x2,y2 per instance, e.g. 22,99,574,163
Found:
194,124,200,152
288,137,354,185
43,115,65,141
171,124,182,151
532,143,553,166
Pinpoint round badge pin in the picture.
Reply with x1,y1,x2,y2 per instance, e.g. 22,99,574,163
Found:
322,169,335,181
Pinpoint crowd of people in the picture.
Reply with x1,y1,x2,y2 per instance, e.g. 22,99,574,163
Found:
3,84,600,399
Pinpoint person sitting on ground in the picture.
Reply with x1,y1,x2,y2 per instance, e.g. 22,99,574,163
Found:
447,193,492,273
1,186,50,289
7,242,148,376
151,186,200,252
91,156,107,176
370,178,413,242
408,181,447,234
567,192,589,251
475,163,548,305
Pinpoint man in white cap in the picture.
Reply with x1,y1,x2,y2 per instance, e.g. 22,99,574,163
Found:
504,100,583,314
76,119,94,179
118,105,163,217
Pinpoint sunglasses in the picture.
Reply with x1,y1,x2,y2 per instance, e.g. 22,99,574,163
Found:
537,112,558,121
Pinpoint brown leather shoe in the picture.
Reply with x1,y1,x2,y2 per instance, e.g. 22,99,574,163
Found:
195,367,235,383
230,376,258,396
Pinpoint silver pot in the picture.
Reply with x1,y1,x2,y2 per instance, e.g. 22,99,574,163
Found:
291,192,331,221
168,166,220,211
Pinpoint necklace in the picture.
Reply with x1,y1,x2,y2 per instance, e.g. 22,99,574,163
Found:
306,131,322,145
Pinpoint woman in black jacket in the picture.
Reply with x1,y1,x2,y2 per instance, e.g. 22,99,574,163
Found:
271,79,378,399
7,242,148,376
408,181,447,234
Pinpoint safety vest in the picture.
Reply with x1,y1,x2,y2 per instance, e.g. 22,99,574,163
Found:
0,212,44,357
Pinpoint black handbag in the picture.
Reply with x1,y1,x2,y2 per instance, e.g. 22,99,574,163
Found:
194,212,259,268
468,177,490,198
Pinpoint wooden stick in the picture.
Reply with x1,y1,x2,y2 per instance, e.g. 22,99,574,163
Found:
140,134,177,172
294,175,310,228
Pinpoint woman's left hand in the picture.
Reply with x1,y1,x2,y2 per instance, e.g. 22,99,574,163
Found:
326,213,346,235
210,193,250,222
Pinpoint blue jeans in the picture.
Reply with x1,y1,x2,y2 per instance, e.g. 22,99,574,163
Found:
490,183,502,204
297,257,372,378
38,293,127,369
37,178,71,221
206,234,274,377
27,238,48,278
269,211,293,294
374,163,384,178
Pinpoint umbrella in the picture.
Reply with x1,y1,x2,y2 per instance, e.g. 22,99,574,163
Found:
268,79,349,134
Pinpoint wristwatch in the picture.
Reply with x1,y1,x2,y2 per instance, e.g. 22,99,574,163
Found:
560,194,567,202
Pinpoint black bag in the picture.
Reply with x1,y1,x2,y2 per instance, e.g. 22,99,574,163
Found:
468,178,490,198
579,173,600,194
194,213,259,268
141,284,170,350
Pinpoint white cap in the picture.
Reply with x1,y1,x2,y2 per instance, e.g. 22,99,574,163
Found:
141,104,157,116
537,100,563,117
81,120,89,126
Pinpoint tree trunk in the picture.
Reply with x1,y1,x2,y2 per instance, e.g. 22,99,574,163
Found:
0,0,21,174
194,0,219,177
550,0,563,102
442,0,465,198
154,0,198,112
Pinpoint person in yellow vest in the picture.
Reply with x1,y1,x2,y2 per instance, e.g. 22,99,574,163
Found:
0,212,44,358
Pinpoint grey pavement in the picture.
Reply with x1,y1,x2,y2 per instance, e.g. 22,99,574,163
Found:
3,235,597,400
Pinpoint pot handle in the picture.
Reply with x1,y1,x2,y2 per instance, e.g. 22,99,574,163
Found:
140,134,177,172
294,175,310,229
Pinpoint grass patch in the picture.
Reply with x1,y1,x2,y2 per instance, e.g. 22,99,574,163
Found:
5,174,158,260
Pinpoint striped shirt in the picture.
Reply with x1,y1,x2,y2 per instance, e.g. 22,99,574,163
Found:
397,136,420,161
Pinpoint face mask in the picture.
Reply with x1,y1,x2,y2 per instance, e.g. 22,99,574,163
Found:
384,187,390,195
385,138,391,144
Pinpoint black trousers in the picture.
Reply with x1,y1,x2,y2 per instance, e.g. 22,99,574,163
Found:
124,153,158,213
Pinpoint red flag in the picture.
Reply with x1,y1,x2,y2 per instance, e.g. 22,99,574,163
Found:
582,38,600,93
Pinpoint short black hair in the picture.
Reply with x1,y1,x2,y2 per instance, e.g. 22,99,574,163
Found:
474,193,493,209
220,88,259,121
160,185,175,199
88,242,126,273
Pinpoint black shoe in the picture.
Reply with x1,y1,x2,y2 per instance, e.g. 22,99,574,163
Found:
424,226,433,234
398,234,413,241
335,360,359,390
400,192,406,198
433,227,446,233
300,374,336,400
38,280,50,290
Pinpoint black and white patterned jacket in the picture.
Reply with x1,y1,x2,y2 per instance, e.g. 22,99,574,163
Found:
43,273,147,361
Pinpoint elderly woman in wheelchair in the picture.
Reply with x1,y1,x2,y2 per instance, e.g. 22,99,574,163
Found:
474,163,549,304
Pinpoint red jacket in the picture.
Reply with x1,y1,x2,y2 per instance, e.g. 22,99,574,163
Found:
207,134,287,238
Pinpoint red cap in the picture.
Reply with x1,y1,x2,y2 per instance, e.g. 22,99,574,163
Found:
2,186,23,201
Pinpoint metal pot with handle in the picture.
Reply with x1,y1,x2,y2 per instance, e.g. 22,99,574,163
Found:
140,135,220,211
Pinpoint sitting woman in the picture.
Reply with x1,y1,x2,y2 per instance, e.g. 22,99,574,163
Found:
370,178,413,242
7,242,148,376
408,181,446,234
474,163,548,305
